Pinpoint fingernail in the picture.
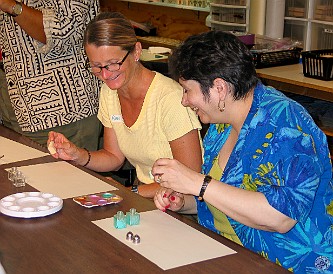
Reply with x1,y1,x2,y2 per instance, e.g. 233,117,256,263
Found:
165,204,170,209
170,196,175,201
163,193,167,198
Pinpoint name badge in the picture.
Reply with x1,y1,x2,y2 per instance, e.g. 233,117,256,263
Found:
111,115,123,123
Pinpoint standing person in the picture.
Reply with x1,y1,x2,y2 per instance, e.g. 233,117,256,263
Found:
48,12,202,198
0,0,101,150
0,47,4,125
152,31,333,273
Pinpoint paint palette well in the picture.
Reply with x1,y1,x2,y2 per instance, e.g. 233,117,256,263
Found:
0,192,63,218
73,192,123,208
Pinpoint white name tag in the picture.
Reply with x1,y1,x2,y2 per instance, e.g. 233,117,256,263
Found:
111,115,123,122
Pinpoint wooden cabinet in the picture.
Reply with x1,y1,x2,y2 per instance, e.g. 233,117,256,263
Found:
100,0,209,41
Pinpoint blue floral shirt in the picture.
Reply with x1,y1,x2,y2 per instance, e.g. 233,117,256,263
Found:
197,82,333,273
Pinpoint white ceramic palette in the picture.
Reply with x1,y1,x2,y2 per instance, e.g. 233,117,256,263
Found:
0,192,63,218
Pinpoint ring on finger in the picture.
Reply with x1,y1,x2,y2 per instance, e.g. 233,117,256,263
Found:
156,174,162,183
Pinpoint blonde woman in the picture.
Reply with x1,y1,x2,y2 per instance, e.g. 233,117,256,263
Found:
48,12,202,198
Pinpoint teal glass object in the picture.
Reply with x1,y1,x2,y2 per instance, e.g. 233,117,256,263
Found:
113,211,127,229
126,208,140,226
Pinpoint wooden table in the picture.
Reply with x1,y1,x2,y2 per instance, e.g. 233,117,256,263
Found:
256,64,333,103
0,126,288,274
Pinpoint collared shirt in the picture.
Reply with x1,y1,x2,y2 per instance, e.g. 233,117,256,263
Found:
198,82,333,273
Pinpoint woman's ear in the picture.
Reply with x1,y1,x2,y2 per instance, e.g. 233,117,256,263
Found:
213,78,228,100
134,42,142,61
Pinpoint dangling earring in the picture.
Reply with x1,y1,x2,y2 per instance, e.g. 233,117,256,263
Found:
218,99,225,112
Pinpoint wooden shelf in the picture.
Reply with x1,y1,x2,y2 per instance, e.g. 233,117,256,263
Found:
210,19,247,27
210,3,246,8
120,0,210,12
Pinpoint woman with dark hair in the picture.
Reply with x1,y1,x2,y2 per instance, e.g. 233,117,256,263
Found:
48,12,202,198
152,31,333,273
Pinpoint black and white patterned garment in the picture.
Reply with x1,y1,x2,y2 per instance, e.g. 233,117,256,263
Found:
0,0,100,132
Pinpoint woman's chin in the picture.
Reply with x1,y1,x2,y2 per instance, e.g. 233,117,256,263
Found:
105,77,123,90
198,115,210,124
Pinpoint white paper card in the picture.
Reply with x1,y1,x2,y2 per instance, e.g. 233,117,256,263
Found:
93,210,236,270
16,161,117,199
140,49,168,61
148,46,171,54
0,136,48,165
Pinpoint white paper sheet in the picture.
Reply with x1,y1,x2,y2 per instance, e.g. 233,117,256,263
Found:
93,210,236,270
148,46,171,54
0,136,48,165
140,49,168,61
16,161,117,199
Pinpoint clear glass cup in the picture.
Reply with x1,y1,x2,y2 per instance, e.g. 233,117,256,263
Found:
13,170,26,187
8,167,18,182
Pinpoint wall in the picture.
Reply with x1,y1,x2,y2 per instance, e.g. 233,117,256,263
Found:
100,0,210,40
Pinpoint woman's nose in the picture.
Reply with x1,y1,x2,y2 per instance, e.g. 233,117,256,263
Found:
100,68,113,80
181,94,189,107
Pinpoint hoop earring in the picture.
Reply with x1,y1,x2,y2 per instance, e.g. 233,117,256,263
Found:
218,99,225,112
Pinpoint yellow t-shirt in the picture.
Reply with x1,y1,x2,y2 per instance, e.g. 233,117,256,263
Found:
207,156,243,245
98,72,202,184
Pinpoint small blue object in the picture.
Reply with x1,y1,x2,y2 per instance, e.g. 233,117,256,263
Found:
114,211,127,229
126,208,140,226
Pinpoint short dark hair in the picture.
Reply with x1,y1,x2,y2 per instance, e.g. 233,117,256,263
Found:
83,12,137,52
168,31,258,100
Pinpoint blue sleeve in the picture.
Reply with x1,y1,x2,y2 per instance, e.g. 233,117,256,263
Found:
243,91,330,222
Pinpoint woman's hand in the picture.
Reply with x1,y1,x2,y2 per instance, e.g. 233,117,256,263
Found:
47,131,81,162
0,0,13,13
154,187,185,212
152,158,203,196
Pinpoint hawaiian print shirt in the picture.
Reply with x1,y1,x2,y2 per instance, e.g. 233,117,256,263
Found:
197,82,333,273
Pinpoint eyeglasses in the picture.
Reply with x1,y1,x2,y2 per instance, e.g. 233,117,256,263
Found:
86,51,131,74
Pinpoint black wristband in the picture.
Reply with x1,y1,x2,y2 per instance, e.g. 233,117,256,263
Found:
198,175,212,202
82,148,91,167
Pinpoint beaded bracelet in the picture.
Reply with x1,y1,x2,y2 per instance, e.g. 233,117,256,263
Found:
198,175,212,202
82,148,91,167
